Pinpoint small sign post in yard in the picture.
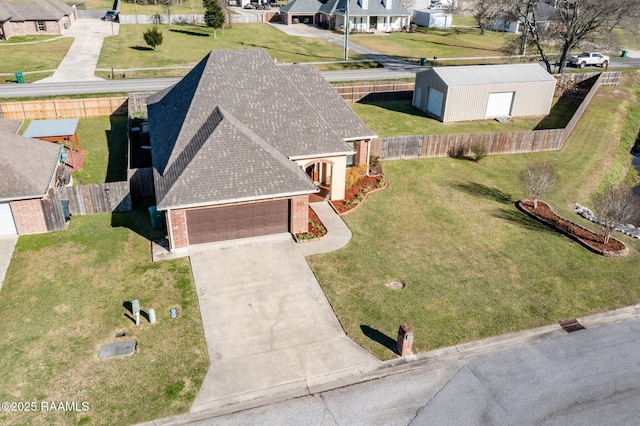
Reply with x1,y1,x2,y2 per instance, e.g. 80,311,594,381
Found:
132,299,140,325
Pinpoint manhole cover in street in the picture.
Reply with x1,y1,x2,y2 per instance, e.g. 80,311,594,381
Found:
385,280,405,290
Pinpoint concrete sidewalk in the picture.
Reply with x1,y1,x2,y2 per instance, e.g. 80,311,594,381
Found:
299,202,352,256
0,235,18,292
188,234,378,414
36,19,118,83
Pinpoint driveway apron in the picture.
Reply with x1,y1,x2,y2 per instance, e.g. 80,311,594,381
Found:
36,19,118,83
189,233,378,413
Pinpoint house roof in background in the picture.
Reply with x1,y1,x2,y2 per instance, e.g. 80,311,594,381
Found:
282,0,411,16
0,131,61,200
0,0,73,21
429,63,556,87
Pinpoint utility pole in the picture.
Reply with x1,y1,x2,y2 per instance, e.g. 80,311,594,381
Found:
344,0,349,60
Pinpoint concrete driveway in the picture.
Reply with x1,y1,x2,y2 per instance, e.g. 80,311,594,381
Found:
36,19,118,83
189,234,378,413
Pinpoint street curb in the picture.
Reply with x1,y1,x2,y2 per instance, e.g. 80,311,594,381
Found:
139,303,640,425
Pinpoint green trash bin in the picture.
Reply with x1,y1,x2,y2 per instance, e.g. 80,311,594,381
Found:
15,72,24,84
148,206,163,230
420,58,427,66
621,50,628,57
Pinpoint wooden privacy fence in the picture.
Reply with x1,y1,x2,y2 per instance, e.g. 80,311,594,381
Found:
0,97,128,120
129,167,154,198
563,73,605,141
41,199,68,232
371,129,566,159
48,182,132,216
333,81,415,103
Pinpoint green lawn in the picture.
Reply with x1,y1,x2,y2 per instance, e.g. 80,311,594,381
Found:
350,27,518,59
308,85,640,360
351,96,579,138
0,207,209,426
97,23,365,70
72,116,129,185
0,38,73,74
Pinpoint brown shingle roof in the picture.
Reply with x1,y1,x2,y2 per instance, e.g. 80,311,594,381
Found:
0,0,73,21
0,130,62,200
148,49,375,209
0,118,23,134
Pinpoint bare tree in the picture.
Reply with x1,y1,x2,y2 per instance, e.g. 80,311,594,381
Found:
592,185,640,244
467,0,500,35
165,0,173,26
520,162,558,209
504,0,640,74
445,0,463,15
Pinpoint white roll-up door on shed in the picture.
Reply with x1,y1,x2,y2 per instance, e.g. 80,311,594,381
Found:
485,92,514,117
427,87,444,118
0,203,17,236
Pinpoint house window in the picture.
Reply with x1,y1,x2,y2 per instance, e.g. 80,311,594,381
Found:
346,141,355,167
37,21,45,31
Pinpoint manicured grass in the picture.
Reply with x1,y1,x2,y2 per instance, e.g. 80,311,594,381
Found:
0,207,209,425
350,27,518,59
0,38,73,73
97,23,365,69
77,0,206,13
350,97,577,137
72,116,128,185
308,85,640,360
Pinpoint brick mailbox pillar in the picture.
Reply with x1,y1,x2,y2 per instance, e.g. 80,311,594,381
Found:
396,323,414,357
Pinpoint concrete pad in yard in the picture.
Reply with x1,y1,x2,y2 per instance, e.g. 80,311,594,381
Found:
189,234,378,413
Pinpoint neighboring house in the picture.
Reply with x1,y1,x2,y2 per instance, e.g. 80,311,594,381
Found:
0,0,75,40
0,119,65,236
413,9,451,28
491,1,557,34
147,49,377,250
280,0,411,32
413,63,556,122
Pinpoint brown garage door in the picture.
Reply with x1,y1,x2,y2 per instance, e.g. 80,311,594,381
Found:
186,200,289,245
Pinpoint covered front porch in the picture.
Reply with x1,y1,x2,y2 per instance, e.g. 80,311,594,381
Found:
296,156,348,202
335,14,409,32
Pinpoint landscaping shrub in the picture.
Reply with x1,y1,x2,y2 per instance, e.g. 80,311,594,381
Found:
471,142,487,162
448,142,469,158
345,164,368,190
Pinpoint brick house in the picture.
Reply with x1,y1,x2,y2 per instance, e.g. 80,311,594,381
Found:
0,119,65,236
147,49,377,250
0,0,75,40
279,0,411,32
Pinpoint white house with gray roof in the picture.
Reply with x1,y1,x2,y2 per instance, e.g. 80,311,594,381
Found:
413,63,556,123
147,49,376,249
0,0,75,40
280,0,411,32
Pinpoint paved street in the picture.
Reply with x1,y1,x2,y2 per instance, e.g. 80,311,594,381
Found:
189,316,640,425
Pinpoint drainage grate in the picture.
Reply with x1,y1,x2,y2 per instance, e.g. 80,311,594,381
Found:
559,319,586,332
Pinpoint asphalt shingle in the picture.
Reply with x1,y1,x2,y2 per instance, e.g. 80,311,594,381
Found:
0,131,61,200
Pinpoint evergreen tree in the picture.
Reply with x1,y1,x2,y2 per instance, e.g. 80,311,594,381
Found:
143,26,163,50
204,0,225,38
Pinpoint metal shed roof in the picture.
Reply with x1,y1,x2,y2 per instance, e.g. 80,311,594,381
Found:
23,118,79,138
432,64,556,87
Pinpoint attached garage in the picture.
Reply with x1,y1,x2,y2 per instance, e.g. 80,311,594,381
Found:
413,64,556,123
186,200,289,245
0,202,17,236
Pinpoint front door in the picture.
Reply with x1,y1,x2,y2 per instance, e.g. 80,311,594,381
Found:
306,164,320,183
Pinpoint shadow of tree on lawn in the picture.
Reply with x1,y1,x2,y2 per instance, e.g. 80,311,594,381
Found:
129,45,154,51
452,181,513,204
492,207,556,234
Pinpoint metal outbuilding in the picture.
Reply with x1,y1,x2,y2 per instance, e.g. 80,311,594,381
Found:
413,64,556,123
413,10,452,28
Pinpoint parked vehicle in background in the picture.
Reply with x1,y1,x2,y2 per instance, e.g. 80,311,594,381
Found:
102,10,118,21
568,52,609,68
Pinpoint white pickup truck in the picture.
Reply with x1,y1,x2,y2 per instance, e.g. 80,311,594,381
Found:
568,52,609,68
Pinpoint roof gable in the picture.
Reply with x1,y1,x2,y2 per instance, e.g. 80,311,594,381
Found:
1,0,72,21
155,107,317,209
0,131,61,200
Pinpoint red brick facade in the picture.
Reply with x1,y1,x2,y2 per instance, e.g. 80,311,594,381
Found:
354,139,370,168
291,195,309,234
0,15,74,41
10,199,47,235
167,209,188,250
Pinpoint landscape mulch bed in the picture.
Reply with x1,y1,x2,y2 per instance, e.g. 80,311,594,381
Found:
295,206,327,240
518,199,628,257
331,175,386,214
